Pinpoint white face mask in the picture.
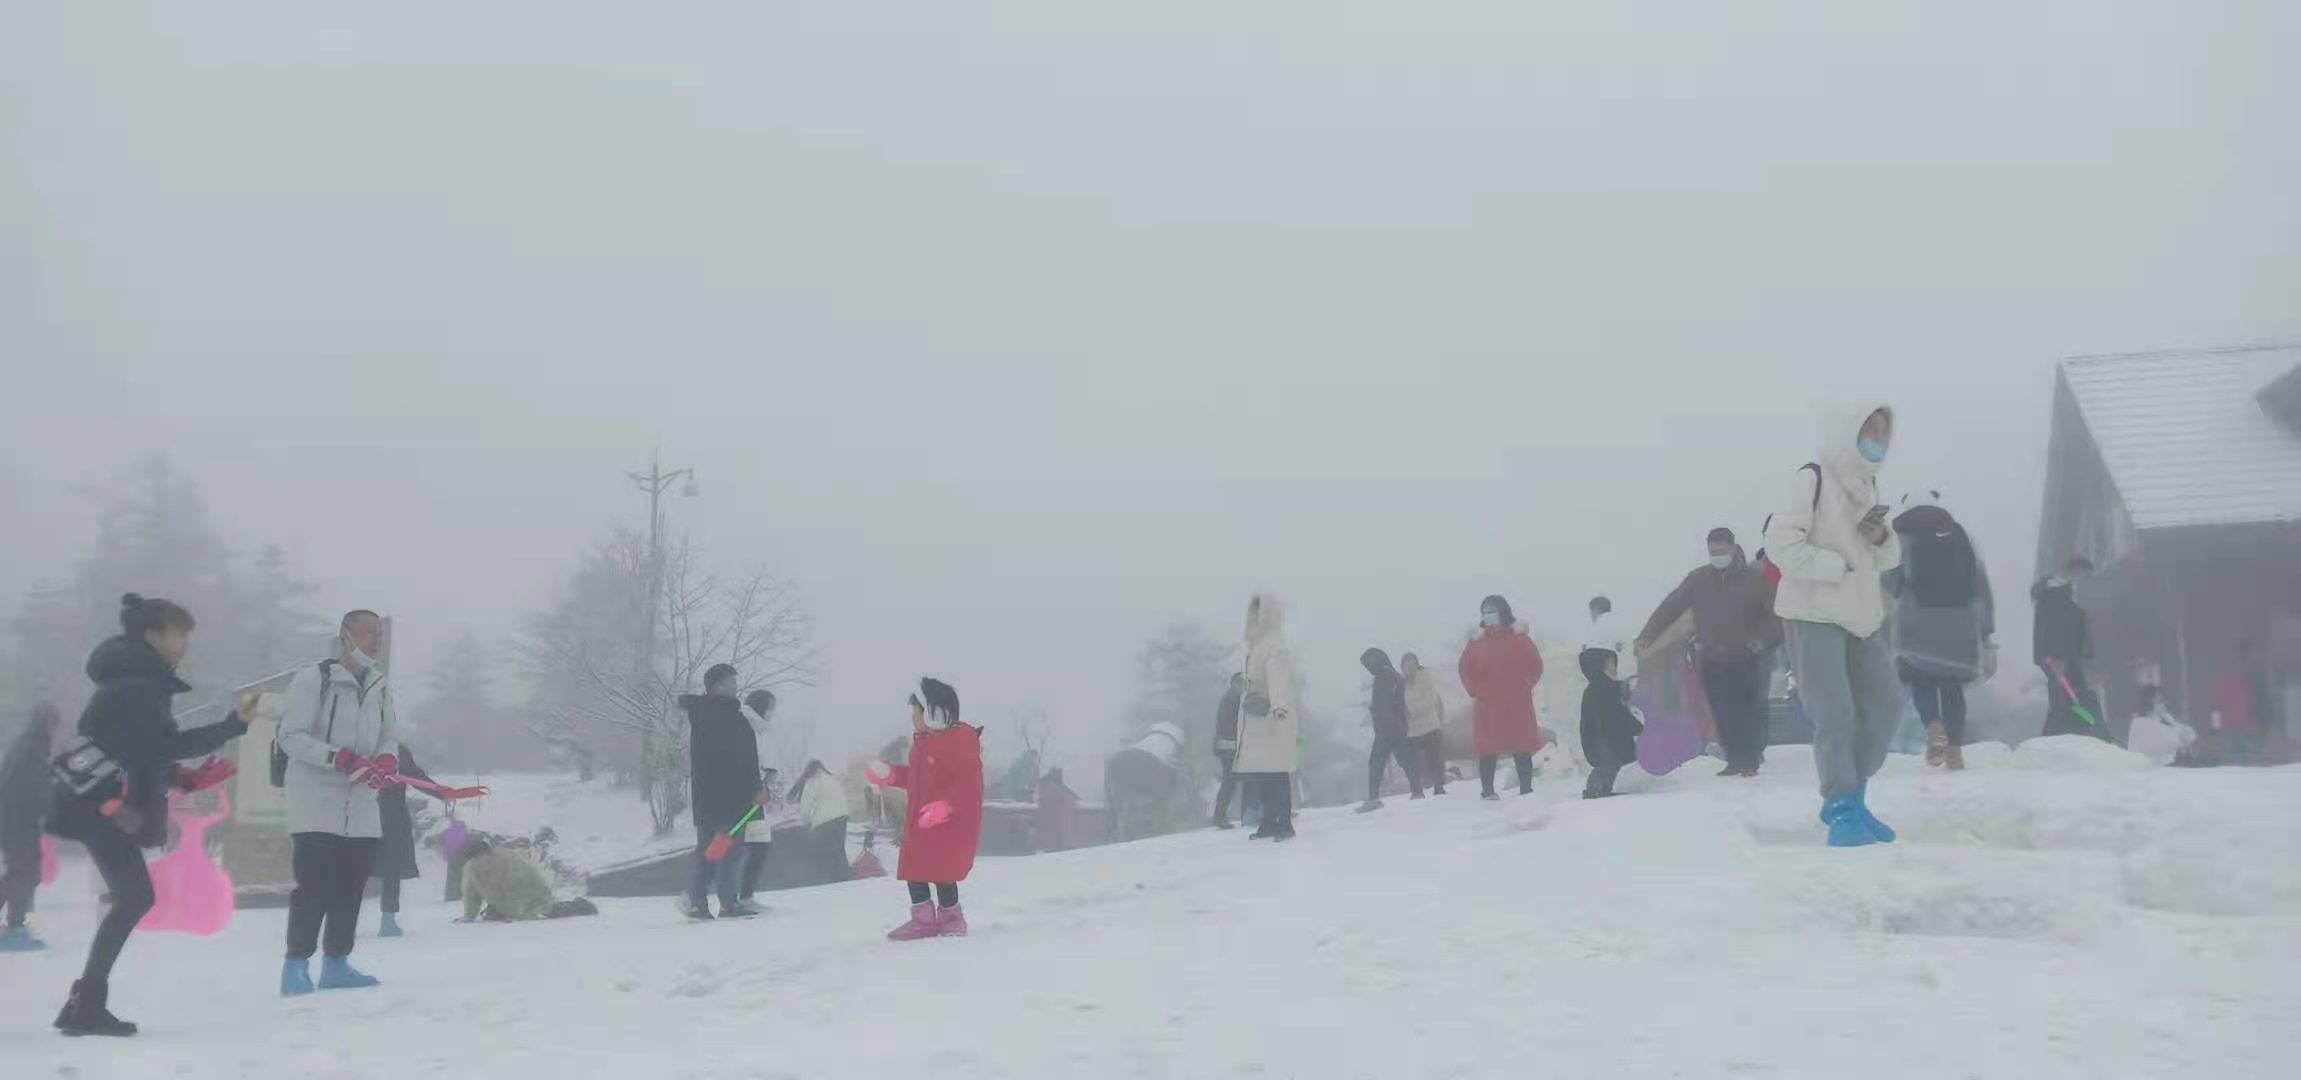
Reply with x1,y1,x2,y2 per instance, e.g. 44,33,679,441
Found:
1480,611,1503,628
1709,554,1735,570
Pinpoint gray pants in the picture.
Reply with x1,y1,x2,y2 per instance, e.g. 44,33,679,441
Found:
1785,620,1904,800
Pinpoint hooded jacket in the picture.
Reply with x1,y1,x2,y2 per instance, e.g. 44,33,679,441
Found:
1578,649,1643,770
1765,404,1905,637
885,720,985,883
49,637,247,848
1459,600,1546,757
2031,579,2090,670
1362,649,1408,739
678,692,763,826
460,847,561,921
1636,546,1782,667
1235,594,1301,774
276,657,401,839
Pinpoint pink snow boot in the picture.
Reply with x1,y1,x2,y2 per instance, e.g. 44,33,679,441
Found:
887,902,941,942
936,904,968,938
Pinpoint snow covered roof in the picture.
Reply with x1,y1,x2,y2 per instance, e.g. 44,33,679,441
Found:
2060,343,2301,530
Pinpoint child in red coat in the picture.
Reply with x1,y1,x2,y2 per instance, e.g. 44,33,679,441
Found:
870,678,983,941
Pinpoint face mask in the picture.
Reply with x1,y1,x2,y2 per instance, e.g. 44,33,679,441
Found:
1480,611,1502,628
1857,438,1888,464
1709,554,1735,570
350,647,379,672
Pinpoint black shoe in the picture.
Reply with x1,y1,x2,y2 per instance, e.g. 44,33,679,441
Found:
55,980,137,1038
1743,765,1761,778
1718,764,1741,777
719,902,762,919
1409,791,1426,801
1248,825,1275,840
1355,800,1383,814
1432,786,1448,796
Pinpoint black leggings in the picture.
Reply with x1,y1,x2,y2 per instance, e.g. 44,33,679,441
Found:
907,881,959,907
380,875,401,915
1367,731,1423,801
1907,674,1968,744
77,824,156,985
1479,753,1535,795
0,838,38,927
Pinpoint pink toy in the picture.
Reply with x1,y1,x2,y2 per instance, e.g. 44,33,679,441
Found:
916,800,954,829
39,835,59,886
140,788,236,935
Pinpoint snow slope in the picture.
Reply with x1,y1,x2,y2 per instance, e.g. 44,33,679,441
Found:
5,739,2296,1079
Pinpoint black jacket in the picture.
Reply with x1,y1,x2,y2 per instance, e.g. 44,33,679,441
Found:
2031,582,2091,668
1361,649,1407,739
679,693,762,825
1,718,54,853
375,742,432,881
1578,650,1642,770
1213,686,1243,750
49,636,246,848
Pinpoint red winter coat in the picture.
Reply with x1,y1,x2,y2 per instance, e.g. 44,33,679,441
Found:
1459,627,1546,756
889,723,985,884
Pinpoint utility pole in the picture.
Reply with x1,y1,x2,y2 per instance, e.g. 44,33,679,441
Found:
626,448,696,810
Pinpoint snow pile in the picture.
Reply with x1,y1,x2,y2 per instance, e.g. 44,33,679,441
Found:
3,740,2295,1078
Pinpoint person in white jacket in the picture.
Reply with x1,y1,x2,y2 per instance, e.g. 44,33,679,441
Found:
2125,685,2198,766
1765,405,1907,848
1236,594,1301,841
273,609,401,995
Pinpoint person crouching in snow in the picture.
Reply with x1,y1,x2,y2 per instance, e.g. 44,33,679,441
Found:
870,678,983,940
455,840,598,922
1578,649,1642,799
1764,404,1906,847
2125,684,2198,766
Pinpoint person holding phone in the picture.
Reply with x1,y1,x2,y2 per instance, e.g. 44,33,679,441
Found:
1765,405,1908,848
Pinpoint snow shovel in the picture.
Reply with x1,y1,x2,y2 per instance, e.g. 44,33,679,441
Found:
2043,660,2100,727
704,804,762,863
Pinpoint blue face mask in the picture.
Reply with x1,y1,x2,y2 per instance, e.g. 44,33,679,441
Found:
350,647,379,672
1857,438,1888,464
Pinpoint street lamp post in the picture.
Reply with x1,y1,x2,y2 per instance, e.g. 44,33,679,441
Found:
627,449,696,813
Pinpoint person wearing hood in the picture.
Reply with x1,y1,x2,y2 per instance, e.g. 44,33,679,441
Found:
1578,649,1643,798
677,665,767,920
45,595,252,1036
2032,557,2107,741
274,609,405,995
1764,405,1907,848
872,677,985,940
1358,648,1420,811
1883,501,1996,769
1401,653,1448,796
1209,672,1246,829
1636,527,1783,777
1458,595,1546,800
1,703,62,952
1236,595,1302,839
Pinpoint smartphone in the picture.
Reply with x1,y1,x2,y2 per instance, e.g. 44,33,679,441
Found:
1863,504,1891,524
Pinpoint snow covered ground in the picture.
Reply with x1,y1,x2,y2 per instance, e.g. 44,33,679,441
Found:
5,738,2296,1078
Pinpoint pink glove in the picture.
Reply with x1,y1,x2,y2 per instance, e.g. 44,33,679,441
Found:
865,760,894,787
366,753,403,790
916,800,953,829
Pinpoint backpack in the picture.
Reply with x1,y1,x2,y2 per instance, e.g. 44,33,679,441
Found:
269,660,340,787
1754,464,1822,587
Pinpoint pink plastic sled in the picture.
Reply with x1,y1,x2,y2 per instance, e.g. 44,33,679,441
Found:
140,788,237,935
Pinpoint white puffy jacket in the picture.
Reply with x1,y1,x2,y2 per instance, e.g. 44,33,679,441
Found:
1765,403,1904,639
275,660,400,839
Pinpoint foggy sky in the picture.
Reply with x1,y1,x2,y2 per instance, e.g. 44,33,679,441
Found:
6,2,2298,773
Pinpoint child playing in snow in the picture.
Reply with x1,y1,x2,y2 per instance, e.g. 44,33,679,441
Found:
1579,648,1643,799
455,839,598,922
869,678,983,941
2124,684,2198,767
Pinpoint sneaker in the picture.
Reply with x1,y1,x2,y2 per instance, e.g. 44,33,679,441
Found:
887,901,941,942
1409,791,1426,801
681,902,715,921
1480,792,1501,802
54,980,136,1038
378,913,403,938
280,958,315,998
1354,800,1383,814
937,904,969,938
0,925,46,952
317,956,380,991
719,902,762,919
1717,764,1742,777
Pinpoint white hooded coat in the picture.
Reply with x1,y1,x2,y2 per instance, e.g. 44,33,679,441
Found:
1766,403,1906,638
1234,594,1301,775
274,659,400,839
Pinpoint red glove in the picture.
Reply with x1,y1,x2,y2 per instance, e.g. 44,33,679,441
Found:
333,749,368,775
365,752,402,791
173,757,237,792
916,800,953,829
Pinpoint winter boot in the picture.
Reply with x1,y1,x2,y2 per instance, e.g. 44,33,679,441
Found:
1945,742,1966,771
1853,781,1897,844
54,980,136,1038
1819,795,1877,848
378,912,403,938
1718,763,1742,777
681,901,715,921
1924,722,1948,768
0,924,47,951
1409,790,1426,800
1355,800,1383,814
280,958,315,997
317,956,380,990
937,904,969,938
887,902,941,942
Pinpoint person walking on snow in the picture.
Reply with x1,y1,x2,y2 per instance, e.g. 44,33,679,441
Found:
47,596,251,1035
1359,648,1420,811
2033,557,2107,741
1764,405,1907,847
873,678,984,940
1209,673,1246,829
1578,648,1642,798
1883,500,1995,770
677,665,768,921
1236,595,1303,839
1,704,60,952
275,608,403,995
372,741,433,938
1401,653,1448,796
1459,595,1546,799
1635,527,1783,777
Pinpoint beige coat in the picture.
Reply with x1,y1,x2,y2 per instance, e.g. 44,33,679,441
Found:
1403,670,1445,739
1234,594,1300,775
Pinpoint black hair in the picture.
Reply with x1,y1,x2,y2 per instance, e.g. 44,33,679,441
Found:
340,609,381,628
120,593,195,637
918,677,960,725
465,838,494,859
1706,527,1735,546
1587,595,1612,616
1579,647,1619,683
1481,595,1515,625
745,688,777,716
705,663,739,690
2135,684,2161,714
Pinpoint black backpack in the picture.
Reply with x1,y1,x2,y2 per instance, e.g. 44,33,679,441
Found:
269,660,339,787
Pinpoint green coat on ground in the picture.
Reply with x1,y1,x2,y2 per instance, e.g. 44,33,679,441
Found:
461,849,560,921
